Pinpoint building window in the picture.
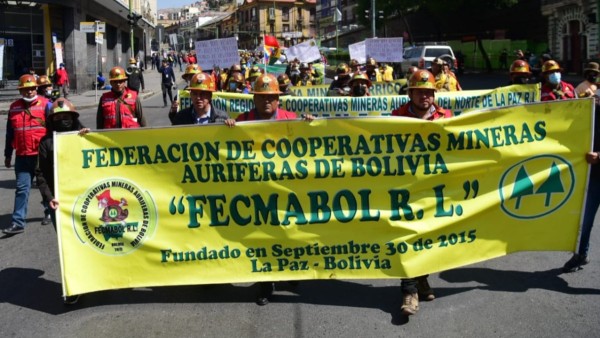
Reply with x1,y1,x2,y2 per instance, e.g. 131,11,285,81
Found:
283,7,289,21
283,24,290,32
310,8,315,22
251,8,256,21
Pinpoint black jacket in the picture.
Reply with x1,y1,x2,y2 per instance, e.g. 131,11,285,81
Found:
169,104,229,125
127,66,145,92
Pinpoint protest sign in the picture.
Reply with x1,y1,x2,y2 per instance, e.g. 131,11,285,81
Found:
195,37,239,70
349,40,366,64
286,39,321,63
365,38,403,62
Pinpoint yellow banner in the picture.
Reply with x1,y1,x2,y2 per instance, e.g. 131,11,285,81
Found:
288,79,408,97
193,83,540,118
57,99,590,296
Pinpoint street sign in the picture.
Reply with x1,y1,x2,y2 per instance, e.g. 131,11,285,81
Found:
95,32,103,44
80,22,96,33
80,21,105,33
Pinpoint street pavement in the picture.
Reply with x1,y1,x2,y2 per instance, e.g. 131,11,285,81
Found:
0,69,599,337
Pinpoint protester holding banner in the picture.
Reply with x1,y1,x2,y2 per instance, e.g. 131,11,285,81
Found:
3,75,49,235
328,63,352,96
563,96,600,272
399,66,419,95
574,62,600,98
96,66,146,129
430,58,460,92
540,60,575,101
349,59,361,77
508,60,532,85
277,73,295,96
224,72,314,305
349,73,372,97
35,98,88,304
225,72,249,94
390,69,452,316
169,72,228,125
366,58,382,82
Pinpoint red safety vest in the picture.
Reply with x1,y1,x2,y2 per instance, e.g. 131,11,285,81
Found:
236,108,297,121
100,88,141,129
8,97,48,156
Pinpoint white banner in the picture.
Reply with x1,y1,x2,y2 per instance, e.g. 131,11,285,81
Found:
0,42,4,80
285,39,321,63
169,33,178,48
365,37,403,62
54,42,63,68
349,40,366,64
195,37,239,70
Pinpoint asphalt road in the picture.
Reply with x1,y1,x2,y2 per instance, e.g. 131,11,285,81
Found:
1,75,599,337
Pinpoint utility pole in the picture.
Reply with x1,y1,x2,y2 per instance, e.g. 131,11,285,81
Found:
371,0,376,38
129,0,134,58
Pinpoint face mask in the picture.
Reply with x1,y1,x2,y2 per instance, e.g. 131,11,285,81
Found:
45,88,53,96
22,95,38,103
548,72,561,85
54,119,73,132
353,85,366,96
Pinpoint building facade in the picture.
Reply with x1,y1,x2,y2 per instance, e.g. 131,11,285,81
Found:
0,0,156,93
542,0,599,73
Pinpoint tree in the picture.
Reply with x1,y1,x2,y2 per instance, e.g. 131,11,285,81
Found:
536,162,565,207
510,165,534,209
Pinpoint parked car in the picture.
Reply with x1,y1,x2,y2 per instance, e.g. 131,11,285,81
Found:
401,44,457,75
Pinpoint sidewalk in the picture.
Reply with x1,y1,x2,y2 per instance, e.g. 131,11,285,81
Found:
0,67,183,114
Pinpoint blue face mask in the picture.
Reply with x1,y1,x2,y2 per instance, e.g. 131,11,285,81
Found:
548,72,561,85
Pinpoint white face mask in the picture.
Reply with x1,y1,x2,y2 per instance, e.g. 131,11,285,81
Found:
548,72,561,85
22,95,38,103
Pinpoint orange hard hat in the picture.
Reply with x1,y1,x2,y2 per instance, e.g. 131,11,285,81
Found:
37,75,53,87
277,73,291,86
18,74,38,89
252,73,282,94
109,66,128,81
189,72,216,92
408,69,437,90
510,60,531,74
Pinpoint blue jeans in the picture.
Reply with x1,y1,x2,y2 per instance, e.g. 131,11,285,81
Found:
578,172,600,257
11,155,37,227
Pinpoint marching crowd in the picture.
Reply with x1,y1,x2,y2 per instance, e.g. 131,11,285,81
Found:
3,49,599,314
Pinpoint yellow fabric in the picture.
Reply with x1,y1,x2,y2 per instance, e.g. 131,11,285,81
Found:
57,98,591,296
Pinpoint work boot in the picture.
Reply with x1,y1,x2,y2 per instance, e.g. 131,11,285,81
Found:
3,224,25,235
416,276,435,301
256,282,274,306
563,254,590,273
41,214,52,226
400,292,419,316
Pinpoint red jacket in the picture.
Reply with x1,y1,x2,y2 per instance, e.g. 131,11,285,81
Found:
55,68,69,85
391,102,452,120
541,81,576,101
98,88,141,129
7,97,48,156
236,108,297,121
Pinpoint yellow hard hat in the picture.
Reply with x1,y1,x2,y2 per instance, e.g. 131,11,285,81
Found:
349,72,372,87
510,60,531,74
50,98,79,117
182,64,203,80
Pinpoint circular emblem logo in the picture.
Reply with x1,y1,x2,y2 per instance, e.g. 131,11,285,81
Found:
498,155,575,219
72,179,158,255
